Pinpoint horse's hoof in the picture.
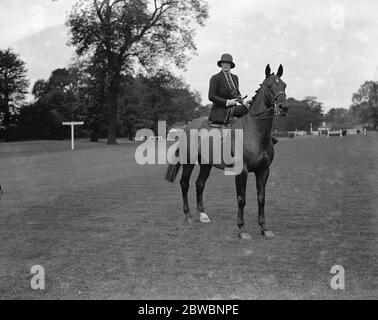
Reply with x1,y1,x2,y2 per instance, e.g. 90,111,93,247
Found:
261,230,274,237
238,232,252,240
199,212,211,223
185,216,194,224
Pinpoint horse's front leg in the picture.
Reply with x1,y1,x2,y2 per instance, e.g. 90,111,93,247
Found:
196,164,212,223
255,167,274,237
180,164,195,224
235,169,251,240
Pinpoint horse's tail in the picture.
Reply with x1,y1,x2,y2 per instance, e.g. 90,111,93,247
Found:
165,148,181,183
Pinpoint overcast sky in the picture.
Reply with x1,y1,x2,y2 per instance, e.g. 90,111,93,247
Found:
1,0,378,111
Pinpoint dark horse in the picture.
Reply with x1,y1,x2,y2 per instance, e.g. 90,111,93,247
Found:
165,65,288,239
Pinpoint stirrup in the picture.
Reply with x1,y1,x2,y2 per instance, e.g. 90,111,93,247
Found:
209,120,234,129
209,122,224,128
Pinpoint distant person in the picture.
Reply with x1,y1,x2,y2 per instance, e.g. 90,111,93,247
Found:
208,53,278,144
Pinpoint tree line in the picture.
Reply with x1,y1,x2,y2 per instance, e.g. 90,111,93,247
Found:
1,0,208,142
0,59,204,141
1,1,377,142
272,91,377,134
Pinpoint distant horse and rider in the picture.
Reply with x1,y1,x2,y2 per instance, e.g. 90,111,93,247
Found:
165,54,288,240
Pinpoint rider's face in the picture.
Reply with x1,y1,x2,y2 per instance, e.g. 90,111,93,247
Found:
221,62,231,72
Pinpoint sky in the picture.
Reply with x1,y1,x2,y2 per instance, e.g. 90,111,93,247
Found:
1,0,378,111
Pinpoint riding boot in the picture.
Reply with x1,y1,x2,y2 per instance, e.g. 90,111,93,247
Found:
272,136,278,145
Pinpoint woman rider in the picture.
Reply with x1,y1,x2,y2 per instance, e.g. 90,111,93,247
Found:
208,53,278,144
208,53,248,124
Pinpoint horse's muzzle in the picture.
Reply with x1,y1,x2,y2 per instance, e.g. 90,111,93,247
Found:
274,103,288,116
276,103,288,116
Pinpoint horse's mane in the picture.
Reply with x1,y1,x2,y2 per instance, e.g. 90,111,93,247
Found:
251,85,262,104
250,74,273,105
251,84,262,105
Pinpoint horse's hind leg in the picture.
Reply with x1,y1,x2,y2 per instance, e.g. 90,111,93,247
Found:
255,167,274,237
196,164,212,223
180,164,195,224
235,169,251,240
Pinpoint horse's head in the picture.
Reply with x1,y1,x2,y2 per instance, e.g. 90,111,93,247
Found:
263,64,288,117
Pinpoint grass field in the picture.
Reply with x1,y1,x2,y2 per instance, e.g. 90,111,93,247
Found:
0,135,377,299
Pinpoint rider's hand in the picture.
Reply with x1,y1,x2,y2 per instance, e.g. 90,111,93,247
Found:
238,98,244,105
226,99,238,107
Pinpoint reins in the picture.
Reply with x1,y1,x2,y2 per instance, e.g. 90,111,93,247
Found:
201,79,285,122
249,85,285,120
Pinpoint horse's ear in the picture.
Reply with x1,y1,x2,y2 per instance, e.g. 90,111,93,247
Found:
265,64,271,78
277,64,283,77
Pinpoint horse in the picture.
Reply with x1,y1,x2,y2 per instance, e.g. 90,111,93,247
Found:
165,64,288,239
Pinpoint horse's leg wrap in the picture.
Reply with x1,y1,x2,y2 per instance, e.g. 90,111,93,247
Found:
196,164,212,222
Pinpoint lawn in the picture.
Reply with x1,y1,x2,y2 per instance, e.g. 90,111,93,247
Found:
0,134,377,299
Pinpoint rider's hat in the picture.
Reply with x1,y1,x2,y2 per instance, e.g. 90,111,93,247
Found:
217,53,235,69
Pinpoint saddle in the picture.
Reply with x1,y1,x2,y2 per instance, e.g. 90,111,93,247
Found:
209,98,249,129
209,114,237,128
207,118,235,144
209,120,233,129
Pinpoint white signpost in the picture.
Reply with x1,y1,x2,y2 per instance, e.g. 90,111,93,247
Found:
62,121,84,150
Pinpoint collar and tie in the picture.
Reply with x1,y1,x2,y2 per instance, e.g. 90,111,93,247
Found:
222,71,239,124
223,71,238,97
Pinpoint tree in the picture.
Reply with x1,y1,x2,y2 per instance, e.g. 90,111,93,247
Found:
350,81,378,130
35,68,81,121
303,96,324,127
325,108,357,130
119,69,201,139
32,79,48,99
17,67,82,140
71,52,108,142
0,48,29,139
66,0,209,144
273,97,324,132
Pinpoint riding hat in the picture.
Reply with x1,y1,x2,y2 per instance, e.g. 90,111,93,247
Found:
217,53,235,69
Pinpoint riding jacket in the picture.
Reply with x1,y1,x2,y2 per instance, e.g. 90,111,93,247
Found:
208,71,246,123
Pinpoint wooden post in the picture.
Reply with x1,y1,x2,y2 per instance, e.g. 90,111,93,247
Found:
62,121,84,150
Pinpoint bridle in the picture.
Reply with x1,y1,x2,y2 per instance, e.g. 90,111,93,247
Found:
249,83,286,120
272,90,286,116
204,78,286,123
